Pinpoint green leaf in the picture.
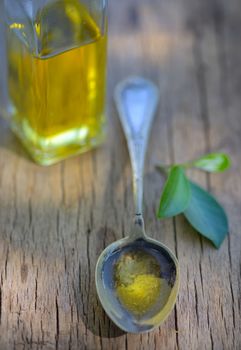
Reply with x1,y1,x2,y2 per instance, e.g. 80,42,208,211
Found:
158,166,191,218
184,181,228,248
191,153,231,172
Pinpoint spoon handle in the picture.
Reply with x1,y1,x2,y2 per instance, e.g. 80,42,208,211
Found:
114,77,159,229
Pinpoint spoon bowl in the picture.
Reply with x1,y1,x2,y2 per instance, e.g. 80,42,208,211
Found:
95,77,179,333
95,235,179,333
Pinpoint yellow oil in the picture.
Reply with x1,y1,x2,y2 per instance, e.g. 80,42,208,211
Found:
7,0,107,165
116,274,162,316
114,251,164,316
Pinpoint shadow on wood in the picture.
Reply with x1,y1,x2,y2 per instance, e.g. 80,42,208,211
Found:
72,225,126,339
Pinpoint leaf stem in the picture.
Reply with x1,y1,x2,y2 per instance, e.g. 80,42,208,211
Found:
155,165,169,176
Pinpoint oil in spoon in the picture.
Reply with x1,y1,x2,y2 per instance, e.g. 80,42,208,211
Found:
114,250,171,316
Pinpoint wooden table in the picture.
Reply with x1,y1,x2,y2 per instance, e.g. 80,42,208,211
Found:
0,0,240,349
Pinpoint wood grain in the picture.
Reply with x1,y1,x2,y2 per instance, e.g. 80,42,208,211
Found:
0,0,240,349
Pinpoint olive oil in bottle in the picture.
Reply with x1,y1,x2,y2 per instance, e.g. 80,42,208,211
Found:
7,0,107,165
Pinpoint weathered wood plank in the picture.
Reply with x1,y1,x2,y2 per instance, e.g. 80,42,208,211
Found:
0,0,240,349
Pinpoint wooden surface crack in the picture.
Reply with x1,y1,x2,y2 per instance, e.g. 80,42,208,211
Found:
55,295,59,349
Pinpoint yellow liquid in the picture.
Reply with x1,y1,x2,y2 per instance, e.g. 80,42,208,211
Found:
114,251,163,316
116,274,162,316
7,0,107,165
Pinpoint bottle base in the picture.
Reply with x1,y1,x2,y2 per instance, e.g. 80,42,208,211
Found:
10,118,106,166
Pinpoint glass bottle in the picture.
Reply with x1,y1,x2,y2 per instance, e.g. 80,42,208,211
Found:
4,0,108,165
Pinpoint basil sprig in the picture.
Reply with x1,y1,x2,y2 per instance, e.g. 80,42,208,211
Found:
157,153,231,248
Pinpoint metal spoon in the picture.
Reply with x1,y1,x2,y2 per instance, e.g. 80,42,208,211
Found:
95,77,179,333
